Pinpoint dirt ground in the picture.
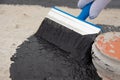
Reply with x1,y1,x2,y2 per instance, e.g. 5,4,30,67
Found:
0,1,120,80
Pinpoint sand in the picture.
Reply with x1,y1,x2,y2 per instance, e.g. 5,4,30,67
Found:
0,4,120,80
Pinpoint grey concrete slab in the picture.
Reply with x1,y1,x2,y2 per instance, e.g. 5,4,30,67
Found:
0,0,120,8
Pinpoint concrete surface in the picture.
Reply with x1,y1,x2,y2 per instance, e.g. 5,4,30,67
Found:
0,0,120,80
0,0,120,8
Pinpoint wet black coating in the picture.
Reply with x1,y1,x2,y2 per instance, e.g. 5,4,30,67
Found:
10,36,101,80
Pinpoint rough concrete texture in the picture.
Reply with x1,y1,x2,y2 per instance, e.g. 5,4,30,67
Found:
0,1,120,80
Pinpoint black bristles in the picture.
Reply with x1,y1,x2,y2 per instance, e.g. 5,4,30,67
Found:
35,18,97,64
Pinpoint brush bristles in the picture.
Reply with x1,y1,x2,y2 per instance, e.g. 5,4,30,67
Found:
35,18,97,63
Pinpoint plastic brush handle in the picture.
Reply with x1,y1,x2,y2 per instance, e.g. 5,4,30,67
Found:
77,2,93,20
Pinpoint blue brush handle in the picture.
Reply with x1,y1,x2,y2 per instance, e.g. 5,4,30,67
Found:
77,2,93,20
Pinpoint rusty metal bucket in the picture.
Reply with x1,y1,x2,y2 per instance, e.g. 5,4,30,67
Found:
92,32,120,80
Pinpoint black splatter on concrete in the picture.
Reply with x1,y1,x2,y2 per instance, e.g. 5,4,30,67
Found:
10,25,120,80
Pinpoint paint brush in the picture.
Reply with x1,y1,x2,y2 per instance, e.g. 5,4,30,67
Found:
35,2,101,64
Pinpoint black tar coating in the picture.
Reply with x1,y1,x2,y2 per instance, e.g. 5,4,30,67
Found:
10,20,120,80
99,24,120,33
10,36,101,80
35,18,97,65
